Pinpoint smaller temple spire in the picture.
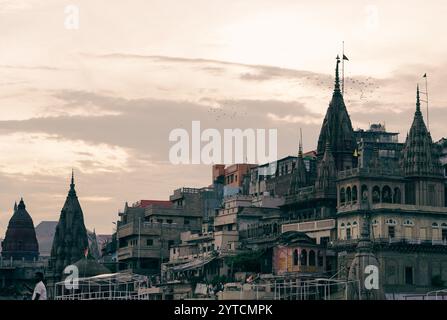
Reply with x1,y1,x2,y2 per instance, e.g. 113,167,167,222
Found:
14,201,17,213
416,84,421,114
334,55,341,94
298,128,303,158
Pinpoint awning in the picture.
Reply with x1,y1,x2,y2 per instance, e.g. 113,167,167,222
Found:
171,256,216,272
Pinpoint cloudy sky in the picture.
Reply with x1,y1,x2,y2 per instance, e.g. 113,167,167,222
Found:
0,0,446,236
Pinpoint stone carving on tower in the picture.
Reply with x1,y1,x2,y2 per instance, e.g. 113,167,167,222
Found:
317,56,356,172
1,198,39,261
50,171,89,276
315,141,337,198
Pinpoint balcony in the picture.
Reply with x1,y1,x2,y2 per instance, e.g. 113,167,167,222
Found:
282,219,336,233
117,245,170,260
117,221,189,239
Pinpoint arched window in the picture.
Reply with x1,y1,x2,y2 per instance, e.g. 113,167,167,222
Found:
352,186,358,203
340,188,346,205
346,223,352,240
346,187,352,203
309,250,316,266
432,222,439,228
300,249,307,266
382,185,392,203
393,187,402,204
361,185,368,201
372,186,381,203
442,223,447,228
293,249,299,266
403,220,414,226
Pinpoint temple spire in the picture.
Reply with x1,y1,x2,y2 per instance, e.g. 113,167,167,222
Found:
416,84,421,114
334,55,341,94
14,201,17,213
69,169,76,196
298,128,303,158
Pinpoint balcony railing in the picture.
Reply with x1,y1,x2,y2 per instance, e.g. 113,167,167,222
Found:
331,237,447,248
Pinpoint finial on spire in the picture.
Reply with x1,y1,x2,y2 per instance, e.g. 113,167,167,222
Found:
334,55,341,93
69,169,77,195
416,84,421,113
18,197,25,209
298,128,303,157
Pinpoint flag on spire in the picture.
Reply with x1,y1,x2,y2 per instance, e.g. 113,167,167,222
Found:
423,73,427,78
343,54,349,61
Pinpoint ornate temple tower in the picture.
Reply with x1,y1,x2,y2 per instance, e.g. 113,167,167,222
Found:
1,199,39,261
50,172,89,275
289,130,309,194
317,56,356,171
400,86,445,206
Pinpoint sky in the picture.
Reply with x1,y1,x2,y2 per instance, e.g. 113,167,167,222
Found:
1,0,447,236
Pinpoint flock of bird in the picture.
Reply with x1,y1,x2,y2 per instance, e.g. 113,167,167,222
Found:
204,72,382,122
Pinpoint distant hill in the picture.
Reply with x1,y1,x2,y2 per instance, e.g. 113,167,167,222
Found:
35,221,111,258
35,221,58,257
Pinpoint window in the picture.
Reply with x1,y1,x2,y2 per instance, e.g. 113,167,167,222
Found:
293,249,299,266
166,219,173,224
300,249,307,266
157,219,163,223
184,219,190,225
382,186,392,203
146,239,153,246
340,188,346,205
346,227,352,240
405,267,413,285
442,229,447,242
168,240,175,247
372,186,381,203
388,226,395,239
346,187,352,203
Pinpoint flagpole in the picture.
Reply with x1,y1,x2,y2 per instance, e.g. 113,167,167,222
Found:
342,41,345,95
425,74,429,130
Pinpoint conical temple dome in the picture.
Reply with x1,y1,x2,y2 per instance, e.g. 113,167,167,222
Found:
1,198,39,261
401,86,443,178
50,171,89,275
317,56,356,171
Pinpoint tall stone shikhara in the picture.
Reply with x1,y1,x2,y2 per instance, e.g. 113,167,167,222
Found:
50,171,89,275
317,56,356,171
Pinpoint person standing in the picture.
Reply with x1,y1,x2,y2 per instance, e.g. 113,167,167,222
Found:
32,272,47,300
